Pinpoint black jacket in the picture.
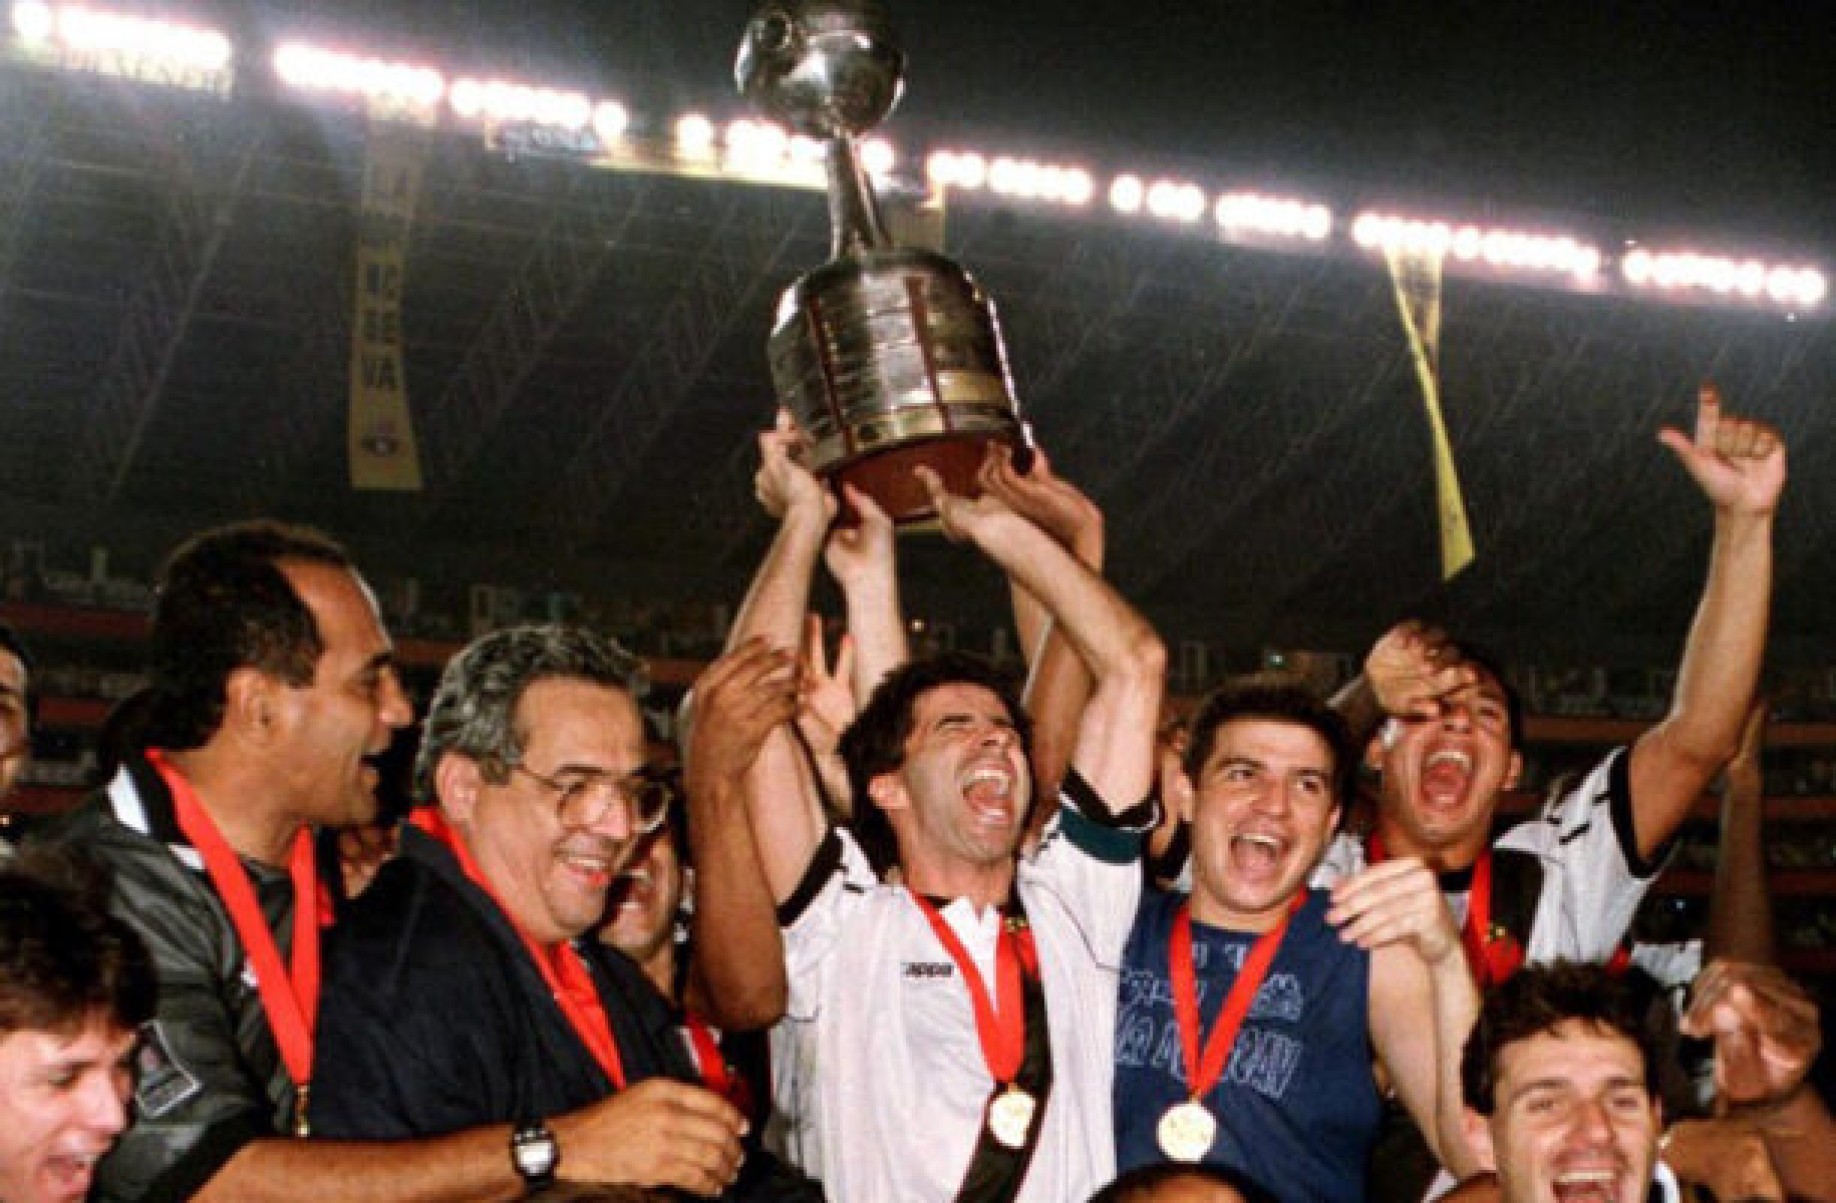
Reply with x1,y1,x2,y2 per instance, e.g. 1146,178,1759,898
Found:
311,824,690,1136
312,825,824,1202
35,755,299,1203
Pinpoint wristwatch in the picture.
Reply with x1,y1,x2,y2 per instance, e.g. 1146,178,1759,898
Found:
510,1122,559,1189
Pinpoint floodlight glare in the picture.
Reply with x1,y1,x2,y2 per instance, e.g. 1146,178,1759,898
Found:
593,100,629,141
1214,192,1333,242
859,137,895,176
47,4,231,70
1109,174,1145,214
1146,179,1204,222
675,112,716,157
11,1,52,44
273,43,444,106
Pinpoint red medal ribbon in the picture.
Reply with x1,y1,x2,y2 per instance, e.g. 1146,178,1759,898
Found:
149,749,323,1122
1368,833,1513,988
684,1013,731,1097
411,807,627,1090
1169,893,1304,1101
910,895,1035,1085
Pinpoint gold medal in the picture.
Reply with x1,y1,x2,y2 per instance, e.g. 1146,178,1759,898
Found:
1156,1098,1216,1162
987,1085,1036,1150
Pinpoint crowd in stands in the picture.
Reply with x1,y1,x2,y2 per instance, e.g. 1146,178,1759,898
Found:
0,384,1833,1203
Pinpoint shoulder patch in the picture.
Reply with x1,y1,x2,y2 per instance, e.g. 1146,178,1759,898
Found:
133,1019,204,1118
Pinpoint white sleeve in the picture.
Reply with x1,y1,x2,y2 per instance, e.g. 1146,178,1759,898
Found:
778,827,876,1019
1500,747,1660,964
1022,768,1147,966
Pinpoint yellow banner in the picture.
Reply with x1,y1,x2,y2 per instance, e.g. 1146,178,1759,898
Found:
1384,245,1474,580
349,132,425,491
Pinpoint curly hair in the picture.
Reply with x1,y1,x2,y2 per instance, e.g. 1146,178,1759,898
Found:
838,652,1032,873
148,521,353,749
414,624,647,801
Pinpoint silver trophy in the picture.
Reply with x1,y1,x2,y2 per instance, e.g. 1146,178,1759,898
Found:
738,0,1026,524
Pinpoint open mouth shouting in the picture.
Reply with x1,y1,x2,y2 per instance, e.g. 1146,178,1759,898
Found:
960,761,1020,830
1547,1164,1627,1203
39,1148,107,1203
1227,829,1290,883
1418,745,1477,811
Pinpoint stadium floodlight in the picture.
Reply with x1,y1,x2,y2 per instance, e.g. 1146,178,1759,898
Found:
272,43,445,108
725,117,789,167
1214,192,1333,242
859,136,896,177
1146,179,1206,223
1621,247,1826,309
674,112,717,159
13,2,232,74
1109,173,1145,214
1354,211,1602,284
449,76,592,131
928,150,991,191
592,100,629,141
11,1,51,43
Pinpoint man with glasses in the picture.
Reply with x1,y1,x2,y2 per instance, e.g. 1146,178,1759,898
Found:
309,624,805,1200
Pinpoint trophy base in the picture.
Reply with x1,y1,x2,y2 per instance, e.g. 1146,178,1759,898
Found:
831,432,1016,527
768,246,1026,530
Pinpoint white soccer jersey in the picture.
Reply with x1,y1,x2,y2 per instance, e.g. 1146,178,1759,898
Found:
1312,747,1665,965
769,786,1143,1203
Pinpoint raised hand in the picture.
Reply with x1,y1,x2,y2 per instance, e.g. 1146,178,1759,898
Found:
914,463,1011,543
1657,383,1787,517
976,443,1103,565
1364,620,1478,721
823,483,895,590
551,1077,747,1196
684,638,800,794
1681,959,1822,1110
1328,856,1463,965
794,615,857,760
754,408,835,523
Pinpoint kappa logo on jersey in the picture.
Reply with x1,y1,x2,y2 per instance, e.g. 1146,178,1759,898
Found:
134,1020,204,1118
903,960,955,979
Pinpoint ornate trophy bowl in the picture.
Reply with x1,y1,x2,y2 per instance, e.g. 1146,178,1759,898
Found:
739,0,1026,524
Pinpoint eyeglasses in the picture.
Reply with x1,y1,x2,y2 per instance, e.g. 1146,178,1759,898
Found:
508,763,673,834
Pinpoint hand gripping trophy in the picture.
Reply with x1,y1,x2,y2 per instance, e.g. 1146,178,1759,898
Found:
737,0,1028,523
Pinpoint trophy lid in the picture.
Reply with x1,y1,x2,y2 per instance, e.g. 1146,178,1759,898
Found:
735,0,905,139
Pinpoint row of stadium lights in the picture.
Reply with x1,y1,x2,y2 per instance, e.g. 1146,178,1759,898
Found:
10,1,1828,313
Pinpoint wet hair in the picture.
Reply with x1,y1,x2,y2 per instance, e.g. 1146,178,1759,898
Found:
0,852,155,1036
1460,960,1662,1116
148,521,354,749
414,623,646,800
838,653,1032,873
1183,677,1354,803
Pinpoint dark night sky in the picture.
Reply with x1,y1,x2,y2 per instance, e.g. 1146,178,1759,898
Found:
254,0,1835,251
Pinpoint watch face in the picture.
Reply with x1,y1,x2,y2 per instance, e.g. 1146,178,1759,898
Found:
513,1126,558,1180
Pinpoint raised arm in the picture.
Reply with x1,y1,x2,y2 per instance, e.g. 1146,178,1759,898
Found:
1332,857,1483,1178
682,639,800,1029
919,461,1163,812
1629,385,1784,861
1331,620,1477,748
978,444,1106,809
823,482,908,703
723,414,836,904
1681,959,1834,1202
1705,700,1776,964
